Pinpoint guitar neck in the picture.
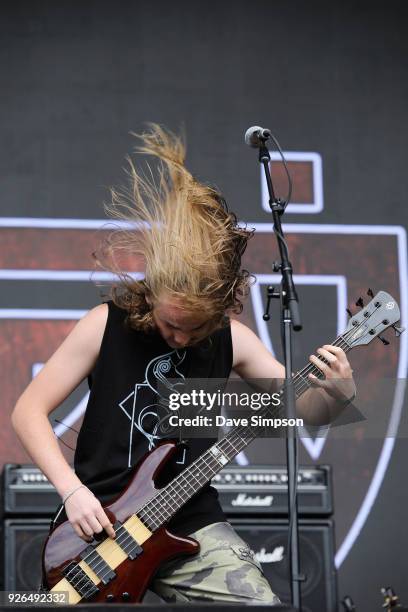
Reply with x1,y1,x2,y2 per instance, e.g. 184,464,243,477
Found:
137,331,352,531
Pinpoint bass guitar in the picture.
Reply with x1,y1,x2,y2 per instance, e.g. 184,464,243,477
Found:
42,290,403,603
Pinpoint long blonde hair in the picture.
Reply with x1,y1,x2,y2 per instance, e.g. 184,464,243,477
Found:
95,124,254,332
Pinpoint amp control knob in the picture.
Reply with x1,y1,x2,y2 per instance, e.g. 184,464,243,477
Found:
106,594,115,602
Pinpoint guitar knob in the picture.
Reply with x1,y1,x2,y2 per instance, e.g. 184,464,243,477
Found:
106,594,115,602
122,592,131,601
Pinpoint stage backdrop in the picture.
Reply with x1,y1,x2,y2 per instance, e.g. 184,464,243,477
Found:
1,1,407,610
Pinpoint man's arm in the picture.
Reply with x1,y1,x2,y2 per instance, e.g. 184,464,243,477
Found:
11,303,115,541
231,318,356,426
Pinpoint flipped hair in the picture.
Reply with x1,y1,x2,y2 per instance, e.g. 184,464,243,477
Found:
94,124,254,333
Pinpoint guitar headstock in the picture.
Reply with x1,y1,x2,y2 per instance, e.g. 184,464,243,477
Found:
344,290,403,348
381,586,404,611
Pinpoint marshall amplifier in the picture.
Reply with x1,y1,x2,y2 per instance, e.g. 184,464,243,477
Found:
2,463,333,516
230,518,337,612
1,518,335,611
2,464,60,515
1,518,50,590
212,465,333,516
0,519,163,604
2,464,332,517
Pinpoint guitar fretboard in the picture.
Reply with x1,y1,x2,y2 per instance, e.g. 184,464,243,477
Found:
136,330,352,531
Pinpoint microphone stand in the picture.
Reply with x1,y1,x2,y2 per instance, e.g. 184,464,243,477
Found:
257,137,304,609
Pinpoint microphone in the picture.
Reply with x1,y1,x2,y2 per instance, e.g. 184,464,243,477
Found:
244,125,271,148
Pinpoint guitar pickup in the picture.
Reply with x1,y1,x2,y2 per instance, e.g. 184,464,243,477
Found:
62,561,99,599
113,521,143,560
80,545,116,585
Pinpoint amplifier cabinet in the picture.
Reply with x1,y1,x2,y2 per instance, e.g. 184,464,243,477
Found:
2,465,59,515
230,518,337,612
2,464,333,517
1,519,336,612
2,518,50,591
0,519,163,603
213,465,333,516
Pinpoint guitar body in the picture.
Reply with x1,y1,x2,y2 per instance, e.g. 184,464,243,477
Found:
42,442,200,603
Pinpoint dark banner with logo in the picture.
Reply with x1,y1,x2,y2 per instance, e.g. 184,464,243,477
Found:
1,1,407,609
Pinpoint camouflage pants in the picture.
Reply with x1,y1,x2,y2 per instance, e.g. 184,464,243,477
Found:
150,522,281,604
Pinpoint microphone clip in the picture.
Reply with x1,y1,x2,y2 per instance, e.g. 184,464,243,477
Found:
271,197,286,214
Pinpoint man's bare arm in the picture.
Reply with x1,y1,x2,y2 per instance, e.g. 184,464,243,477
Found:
11,303,115,540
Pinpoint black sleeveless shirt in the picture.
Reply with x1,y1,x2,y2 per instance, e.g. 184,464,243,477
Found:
53,300,232,536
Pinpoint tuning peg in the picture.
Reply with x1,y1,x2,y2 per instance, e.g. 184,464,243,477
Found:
378,335,390,346
392,324,405,337
381,586,399,608
346,308,353,319
355,297,364,308
367,288,374,298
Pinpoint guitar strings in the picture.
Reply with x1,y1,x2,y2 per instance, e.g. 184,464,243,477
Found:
66,304,384,596
139,310,379,527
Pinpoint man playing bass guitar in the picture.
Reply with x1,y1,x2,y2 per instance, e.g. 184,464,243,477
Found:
12,125,356,604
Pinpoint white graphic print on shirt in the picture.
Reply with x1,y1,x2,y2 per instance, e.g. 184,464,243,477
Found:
118,349,187,466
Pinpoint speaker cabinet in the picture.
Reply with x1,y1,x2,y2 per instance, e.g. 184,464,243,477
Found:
1,518,162,603
230,518,337,612
2,518,49,591
2,518,336,611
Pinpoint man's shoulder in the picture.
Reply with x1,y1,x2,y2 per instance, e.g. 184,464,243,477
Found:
230,318,253,338
78,303,109,340
230,319,256,369
230,318,263,347
88,302,109,322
